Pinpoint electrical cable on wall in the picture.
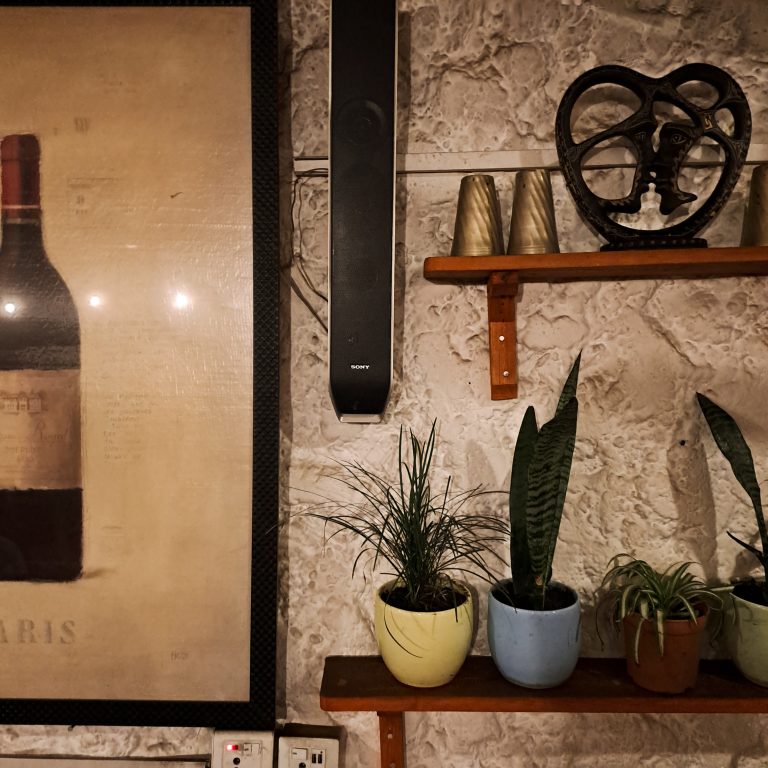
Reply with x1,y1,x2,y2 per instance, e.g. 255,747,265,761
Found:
289,168,328,332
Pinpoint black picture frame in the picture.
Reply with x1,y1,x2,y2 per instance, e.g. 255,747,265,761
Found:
0,1,278,730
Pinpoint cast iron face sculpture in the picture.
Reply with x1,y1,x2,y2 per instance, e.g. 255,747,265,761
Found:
555,64,751,250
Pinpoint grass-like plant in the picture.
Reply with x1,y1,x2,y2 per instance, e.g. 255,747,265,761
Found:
598,554,723,662
501,352,581,609
309,420,506,613
697,392,768,604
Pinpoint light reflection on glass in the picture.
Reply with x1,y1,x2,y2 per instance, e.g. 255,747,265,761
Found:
173,291,190,310
3,302,16,315
88,295,103,308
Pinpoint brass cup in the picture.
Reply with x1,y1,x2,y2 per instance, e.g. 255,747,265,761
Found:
507,169,560,254
450,174,504,256
741,165,768,246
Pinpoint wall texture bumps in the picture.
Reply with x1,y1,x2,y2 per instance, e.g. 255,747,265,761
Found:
282,0,768,766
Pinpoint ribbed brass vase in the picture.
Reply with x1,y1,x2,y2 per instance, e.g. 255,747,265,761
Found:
507,169,559,254
741,164,768,246
450,174,504,256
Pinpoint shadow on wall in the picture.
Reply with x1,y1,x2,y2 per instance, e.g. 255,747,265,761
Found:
669,392,768,586
667,409,719,581
391,11,412,410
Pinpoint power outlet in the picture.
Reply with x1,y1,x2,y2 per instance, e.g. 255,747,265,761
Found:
212,730,274,768
277,735,339,768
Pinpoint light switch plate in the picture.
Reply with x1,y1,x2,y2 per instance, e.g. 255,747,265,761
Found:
212,730,274,768
277,735,339,768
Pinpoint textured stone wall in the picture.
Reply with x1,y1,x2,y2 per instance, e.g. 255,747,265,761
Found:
282,0,768,765
0,727,210,760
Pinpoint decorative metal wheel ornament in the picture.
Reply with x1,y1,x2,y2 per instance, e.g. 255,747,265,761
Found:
555,64,751,250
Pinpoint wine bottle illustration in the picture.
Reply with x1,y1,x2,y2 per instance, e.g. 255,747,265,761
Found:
0,134,82,581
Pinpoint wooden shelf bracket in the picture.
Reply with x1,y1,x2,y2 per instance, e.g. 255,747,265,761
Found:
423,246,768,401
378,711,405,768
487,271,519,400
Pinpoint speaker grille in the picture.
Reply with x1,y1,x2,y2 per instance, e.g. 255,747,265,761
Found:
329,0,396,419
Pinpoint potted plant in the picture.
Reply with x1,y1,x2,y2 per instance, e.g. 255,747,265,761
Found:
697,392,768,687
598,554,723,693
487,352,583,688
309,420,506,688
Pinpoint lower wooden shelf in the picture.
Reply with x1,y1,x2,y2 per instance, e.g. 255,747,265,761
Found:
320,655,768,768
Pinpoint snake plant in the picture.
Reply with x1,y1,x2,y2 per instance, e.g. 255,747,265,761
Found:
697,392,768,604
503,352,581,609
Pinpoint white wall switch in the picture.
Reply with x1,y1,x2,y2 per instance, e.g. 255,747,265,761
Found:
212,730,274,768
277,735,339,768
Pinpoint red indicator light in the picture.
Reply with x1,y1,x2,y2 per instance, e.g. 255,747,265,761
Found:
226,744,239,751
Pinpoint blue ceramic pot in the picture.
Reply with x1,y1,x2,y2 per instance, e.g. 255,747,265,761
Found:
487,579,581,688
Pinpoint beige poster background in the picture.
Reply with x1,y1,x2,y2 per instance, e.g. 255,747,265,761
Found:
0,7,253,700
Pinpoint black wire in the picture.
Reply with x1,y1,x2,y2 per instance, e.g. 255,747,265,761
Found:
289,169,330,332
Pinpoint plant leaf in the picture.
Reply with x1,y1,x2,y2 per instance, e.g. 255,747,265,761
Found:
697,392,768,572
555,351,582,416
656,609,665,656
633,618,643,665
525,396,578,590
509,406,538,597
726,531,766,565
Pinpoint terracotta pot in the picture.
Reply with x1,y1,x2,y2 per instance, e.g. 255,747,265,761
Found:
622,609,708,694
374,579,473,688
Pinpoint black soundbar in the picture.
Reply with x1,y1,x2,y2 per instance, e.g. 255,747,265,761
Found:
329,0,397,422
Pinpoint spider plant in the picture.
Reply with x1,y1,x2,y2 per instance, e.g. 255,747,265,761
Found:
309,420,506,613
598,554,723,663
697,392,768,605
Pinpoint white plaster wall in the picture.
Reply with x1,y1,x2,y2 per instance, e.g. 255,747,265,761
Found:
0,727,210,761
282,0,768,765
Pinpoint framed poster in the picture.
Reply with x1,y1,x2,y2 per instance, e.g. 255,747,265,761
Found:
0,762,207,768
0,3,277,728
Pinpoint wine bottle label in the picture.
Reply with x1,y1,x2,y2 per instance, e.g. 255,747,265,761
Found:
0,369,81,489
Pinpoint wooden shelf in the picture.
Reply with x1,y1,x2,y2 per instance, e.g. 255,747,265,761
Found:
423,246,768,283
321,654,768,714
321,655,768,768
422,245,768,400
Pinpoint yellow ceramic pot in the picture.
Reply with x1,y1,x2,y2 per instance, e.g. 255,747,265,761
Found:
374,579,473,687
